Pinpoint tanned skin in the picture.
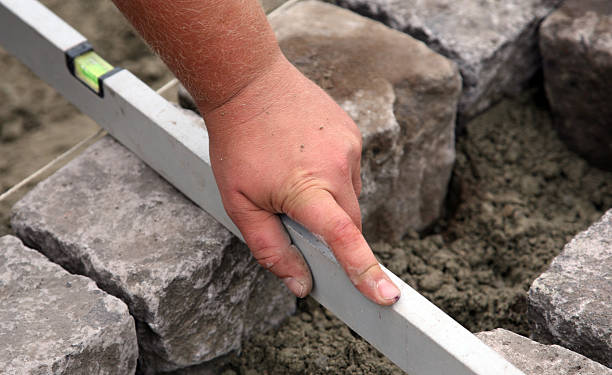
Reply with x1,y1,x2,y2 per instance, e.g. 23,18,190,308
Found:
111,0,401,305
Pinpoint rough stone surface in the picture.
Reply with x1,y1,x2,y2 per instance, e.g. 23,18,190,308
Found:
11,136,296,373
274,2,461,240
539,0,612,170
0,235,138,374
179,2,461,240
181,1,461,242
180,2,461,240
331,0,563,122
528,209,612,367
477,329,612,375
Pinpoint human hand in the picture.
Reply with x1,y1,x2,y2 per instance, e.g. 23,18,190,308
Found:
201,57,401,305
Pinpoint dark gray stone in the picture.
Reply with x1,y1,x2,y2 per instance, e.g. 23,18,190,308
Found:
11,136,295,373
528,209,612,367
177,84,199,114
540,0,612,170
477,329,612,375
332,0,563,122
0,235,138,374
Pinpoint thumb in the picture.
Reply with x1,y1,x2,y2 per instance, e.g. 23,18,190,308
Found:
225,193,312,298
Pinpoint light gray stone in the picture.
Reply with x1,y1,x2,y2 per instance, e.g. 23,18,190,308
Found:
273,1,461,240
0,235,138,374
11,136,295,374
477,329,612,375
259,0,289,13
179,2,462,241
528,209,612,367
183,1,461,241
331,0,563,122
540,0,612,170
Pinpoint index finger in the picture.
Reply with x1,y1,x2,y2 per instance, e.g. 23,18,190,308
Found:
286,189,401,305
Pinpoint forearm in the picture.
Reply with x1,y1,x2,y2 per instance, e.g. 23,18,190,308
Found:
111,0,282,114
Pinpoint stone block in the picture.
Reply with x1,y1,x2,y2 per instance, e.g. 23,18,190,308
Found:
0,235,138,374
179,1,461,241
332,0,563,121
259,0,289,13
528,209,612,367
540,0,612,170
11,136,295,373
273,1,461,240
477,329,612,375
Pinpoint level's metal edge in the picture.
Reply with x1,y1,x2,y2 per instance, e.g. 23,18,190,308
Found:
0,1,525,374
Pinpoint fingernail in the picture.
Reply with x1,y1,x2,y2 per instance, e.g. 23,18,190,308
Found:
377,278,401,302
283,277,306,298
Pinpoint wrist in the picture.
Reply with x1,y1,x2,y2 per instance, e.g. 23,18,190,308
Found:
201,54,302,134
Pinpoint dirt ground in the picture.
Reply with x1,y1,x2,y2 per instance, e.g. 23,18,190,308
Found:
1,2,611,375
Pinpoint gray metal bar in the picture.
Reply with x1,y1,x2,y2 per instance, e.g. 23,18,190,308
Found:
0,1,525,374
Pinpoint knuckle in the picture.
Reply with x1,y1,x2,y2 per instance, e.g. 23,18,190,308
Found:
353,133,363,151
354,179,363,196
250,247,282,270
342,136,362,167
224,204,243,221
334,161,351,180
220,194,245,220
326,216,360,249
351,263,379,286
280,173,323,213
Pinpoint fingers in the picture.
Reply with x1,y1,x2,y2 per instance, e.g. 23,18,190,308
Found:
287,189,401,305
351,157,362,198
226,193,312,298
331,181,362,232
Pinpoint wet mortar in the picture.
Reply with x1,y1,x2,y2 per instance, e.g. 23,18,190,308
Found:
219,92,612,375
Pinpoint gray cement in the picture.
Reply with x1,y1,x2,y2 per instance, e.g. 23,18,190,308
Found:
477,329,612,375
528,209,612,367
0,235,138,374
11,136,296,373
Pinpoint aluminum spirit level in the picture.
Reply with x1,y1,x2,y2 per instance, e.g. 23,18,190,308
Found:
0,1,525,374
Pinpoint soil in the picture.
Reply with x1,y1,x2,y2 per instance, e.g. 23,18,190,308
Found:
1,2,611,375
